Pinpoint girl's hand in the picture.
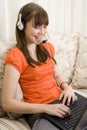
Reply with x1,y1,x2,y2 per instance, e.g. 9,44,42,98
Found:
59,85,77,106
44,103,71,118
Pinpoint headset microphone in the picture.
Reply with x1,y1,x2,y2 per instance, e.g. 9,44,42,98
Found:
42,34,48,43
42,39,48,43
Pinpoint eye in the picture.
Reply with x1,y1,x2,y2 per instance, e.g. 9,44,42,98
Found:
33,25,47,29
44,25,47,28
33,25,40,29
32,22,37,28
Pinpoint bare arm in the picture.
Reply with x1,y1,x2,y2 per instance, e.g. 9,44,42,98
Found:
54,65,77,105
2,64,46,114
2,64,70,118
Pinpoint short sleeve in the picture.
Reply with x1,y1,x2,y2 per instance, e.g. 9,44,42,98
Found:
43,42,55,57
5,47,28,74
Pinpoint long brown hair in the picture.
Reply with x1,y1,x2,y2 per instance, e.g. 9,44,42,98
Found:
16,2,56,67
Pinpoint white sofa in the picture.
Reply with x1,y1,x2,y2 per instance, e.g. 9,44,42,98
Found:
0,33,87,130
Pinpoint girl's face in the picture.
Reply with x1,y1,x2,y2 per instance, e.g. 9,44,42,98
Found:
25,19,47,44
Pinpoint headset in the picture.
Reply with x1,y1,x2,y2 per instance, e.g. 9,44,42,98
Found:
17,13,24,30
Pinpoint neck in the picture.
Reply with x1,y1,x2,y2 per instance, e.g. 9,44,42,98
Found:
27,43,36,53
27,44,38,60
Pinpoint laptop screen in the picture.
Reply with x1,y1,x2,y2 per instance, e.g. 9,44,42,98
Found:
75,109,87,130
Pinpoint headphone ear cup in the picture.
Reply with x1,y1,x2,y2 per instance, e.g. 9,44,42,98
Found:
17,13,24,30
17,21,24,30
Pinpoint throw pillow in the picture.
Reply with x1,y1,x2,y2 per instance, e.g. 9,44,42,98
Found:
0,86,7,117
71,35,87,88
49,34,79,83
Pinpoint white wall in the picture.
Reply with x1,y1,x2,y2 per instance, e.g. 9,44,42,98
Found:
0,0,87,41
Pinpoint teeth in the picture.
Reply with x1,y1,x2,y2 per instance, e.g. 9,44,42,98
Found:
34,35,43,42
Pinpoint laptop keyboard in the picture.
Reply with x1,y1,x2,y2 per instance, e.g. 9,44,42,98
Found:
55,98,86,129
43,93,87,130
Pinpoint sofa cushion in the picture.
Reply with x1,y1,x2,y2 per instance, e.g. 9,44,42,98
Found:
49,34,79,83
71,35,87,89
74,89,87,98
0,86,7,117
0,116,31,130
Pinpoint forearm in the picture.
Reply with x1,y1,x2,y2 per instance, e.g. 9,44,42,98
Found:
54,65,70,90
55,75,69,89
2,98,46,114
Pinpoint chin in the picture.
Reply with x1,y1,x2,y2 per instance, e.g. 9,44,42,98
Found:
35,42,41,45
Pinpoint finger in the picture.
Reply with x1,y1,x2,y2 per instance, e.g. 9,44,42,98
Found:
75,95,77,100
72,95,77,103
60,104,71,116
62,95,68,105
67,96,71,106
59,104,71,113
56,106,70,118
59,92,64,100
56,112,65,118
57,110,66,117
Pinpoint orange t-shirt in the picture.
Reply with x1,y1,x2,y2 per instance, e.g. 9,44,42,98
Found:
5,42,61,104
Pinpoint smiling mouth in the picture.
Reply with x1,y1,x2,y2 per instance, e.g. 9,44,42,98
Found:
34,35,43,42
34,35,41,39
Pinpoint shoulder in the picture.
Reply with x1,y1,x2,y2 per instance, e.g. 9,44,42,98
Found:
6,47,26,60
5,47,28,73
7,47,23,55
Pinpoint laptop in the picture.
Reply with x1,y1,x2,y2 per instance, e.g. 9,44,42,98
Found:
42,93,87,130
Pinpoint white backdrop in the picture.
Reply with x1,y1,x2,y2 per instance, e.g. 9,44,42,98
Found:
0,0,87,41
